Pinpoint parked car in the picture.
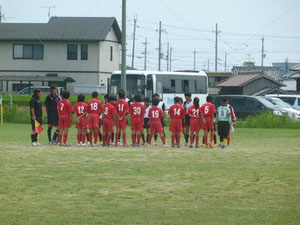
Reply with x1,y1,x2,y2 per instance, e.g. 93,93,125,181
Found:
18,86,63,95
214,95,288,119
266,94,300,110
264,96,300,120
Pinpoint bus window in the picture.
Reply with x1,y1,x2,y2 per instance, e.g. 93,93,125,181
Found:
157,81,163,96
183,80,189,92
196,76,208,94
146,74,153,98
171,80,175,92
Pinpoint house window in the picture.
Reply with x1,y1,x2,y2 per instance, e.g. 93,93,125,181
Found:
171,80,175,92
81,44,88,60
110,46,113,61
67,44,77,60
13,44,43,59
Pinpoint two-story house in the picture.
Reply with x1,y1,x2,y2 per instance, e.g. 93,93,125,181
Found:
0,17,121,92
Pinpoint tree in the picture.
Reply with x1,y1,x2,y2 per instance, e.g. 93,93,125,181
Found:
243,61,255,67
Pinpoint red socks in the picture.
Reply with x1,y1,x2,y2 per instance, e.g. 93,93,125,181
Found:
131,134,136,145
89,131,93,144
148,134,152,144
93,131,98,144
171,134,175,145
137,134,141,145
195,135,199,146
190,134,194,145
63,133,68,144
115,133,120,144
58,134,62,143
204,135,208,145
102,134,107,145
77,134,81,144
82,133,86,143
176,135,181,145
210,132,214,143
107,134,112,145
227,137,231,145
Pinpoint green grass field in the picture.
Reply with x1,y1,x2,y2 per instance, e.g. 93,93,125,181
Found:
0,124,299,225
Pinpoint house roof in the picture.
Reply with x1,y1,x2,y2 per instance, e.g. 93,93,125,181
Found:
215,71,284,87
0,75,75,83
0,17,121,43
290,64,300,71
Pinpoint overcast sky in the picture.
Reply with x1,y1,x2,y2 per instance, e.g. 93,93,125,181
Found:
1,0,300,71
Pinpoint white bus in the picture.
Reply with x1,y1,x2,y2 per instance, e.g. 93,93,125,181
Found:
110,70,208,109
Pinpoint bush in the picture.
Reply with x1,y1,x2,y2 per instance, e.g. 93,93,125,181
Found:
236,111,300,129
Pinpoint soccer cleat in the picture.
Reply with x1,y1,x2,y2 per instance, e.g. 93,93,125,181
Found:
81,143,87,147
195,145,200,148
111,142,116,146
185,143,189,147
132,144,136,147
146,143,152,147
63,143,70,147
32,142,37,146
48,141,52,145
52,140,58,145
177,145,181,148
217,144,222,148
141,142,145,146
58,143,63,146
77,143,81,147
227,144,231,147
36,142,42,146
153,141,158,146
136,144,141,147
214,144,218,147
171,145,175,148
189,144,193,148
163,144,169,147
123,143,129,147
221,145,228,149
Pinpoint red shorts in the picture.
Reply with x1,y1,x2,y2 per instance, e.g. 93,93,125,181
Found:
131,118,143,131
89,114,100,129
117,118,127,129
190,118,201,132
103,118,114,132
150,121,163,134
76,116,88,130
169,119,183,133
202,117,214,131
58,115,72,128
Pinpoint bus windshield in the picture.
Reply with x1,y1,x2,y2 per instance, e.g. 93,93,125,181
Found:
111,74,146,98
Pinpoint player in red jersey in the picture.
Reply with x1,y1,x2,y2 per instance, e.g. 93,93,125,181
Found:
114,89,129,146
87,91,103,146
201,95,216,148
188,97,202,148
168,97,186,148
57,91,73,146
129,94,146,147
147,98,168,147
102,95,117,146
73,94,88,146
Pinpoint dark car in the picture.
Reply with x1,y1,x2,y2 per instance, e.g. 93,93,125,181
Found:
214,95,284,119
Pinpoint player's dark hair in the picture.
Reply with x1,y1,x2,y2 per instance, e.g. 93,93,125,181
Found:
193,97,200,108
50,85,57,90
221,97,228,104
184,92,191,97
118,89,125,99
104,93,110,100
152,98,160,107
32,89,41,98
92,91,99,98
174,96,180,104
144,97,150,103
109,95,117,102
206,95,213,103
179,97,183,104
62,91,70,99
77,94,85,102
134,94,142,102
152,93,160,98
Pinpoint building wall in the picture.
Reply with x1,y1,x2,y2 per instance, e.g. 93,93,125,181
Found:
0,29,120,92
243,77,280,95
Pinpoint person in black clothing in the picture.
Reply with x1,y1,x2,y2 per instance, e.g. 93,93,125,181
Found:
30,89,43,146
45,85,61,144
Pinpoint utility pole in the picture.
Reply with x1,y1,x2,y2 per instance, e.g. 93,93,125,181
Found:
142,38,149,70
207,59,210,71
169,47,173,71
224,52,227,71
193,50,197,70
166,42,170,71
158,21,162,71
261,37,265,66
42,6,55,20
131,14,138,68
121,0,126,91
0,5,2,23
214,23,221,72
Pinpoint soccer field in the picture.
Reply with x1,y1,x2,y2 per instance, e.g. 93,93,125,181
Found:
0,124,299,225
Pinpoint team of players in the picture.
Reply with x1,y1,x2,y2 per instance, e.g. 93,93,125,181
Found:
30,86,235,148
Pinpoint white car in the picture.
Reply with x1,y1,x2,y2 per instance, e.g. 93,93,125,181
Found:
264,96,300,120
266,94,300,110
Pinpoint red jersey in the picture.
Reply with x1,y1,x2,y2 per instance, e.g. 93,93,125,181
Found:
129,102,146,119
201,102,216,117
148,106,163,122
115,99,129,117
188,105,201,118
87,99,103,115
168,104,186,119
57,99,72,116
73,102,88,117
103,103,117,119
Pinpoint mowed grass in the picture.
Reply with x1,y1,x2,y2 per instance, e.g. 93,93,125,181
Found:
0,124,299,225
